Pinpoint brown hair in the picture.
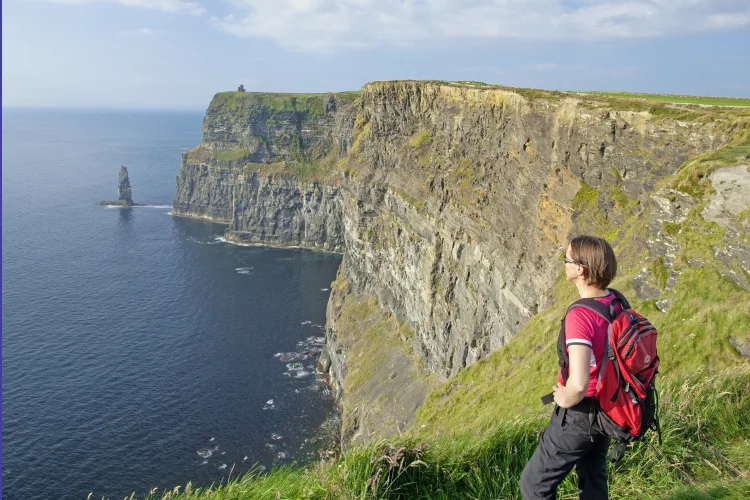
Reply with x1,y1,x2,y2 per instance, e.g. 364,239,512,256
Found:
570,235,617,289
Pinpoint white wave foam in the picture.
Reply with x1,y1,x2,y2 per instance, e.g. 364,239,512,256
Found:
320,288,330,291
197,445,219,458
218,464,227,470
301,320,312,325
235,267,254,275
271,433,283,440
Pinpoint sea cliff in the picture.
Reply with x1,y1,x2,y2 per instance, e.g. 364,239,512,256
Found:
174,81,750,447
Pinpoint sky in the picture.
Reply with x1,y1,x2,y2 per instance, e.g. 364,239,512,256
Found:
2,0,750,109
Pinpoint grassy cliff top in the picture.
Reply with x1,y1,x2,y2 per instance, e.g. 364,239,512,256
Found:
208,90,361,114
577,91,750,107
360,80,750,120
209,82,750,121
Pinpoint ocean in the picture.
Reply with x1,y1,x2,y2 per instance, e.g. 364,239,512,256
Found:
1,108,342,499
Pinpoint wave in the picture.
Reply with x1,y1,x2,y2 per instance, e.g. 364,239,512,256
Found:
235,267,254,275
197,445,219,459
186,236,225,246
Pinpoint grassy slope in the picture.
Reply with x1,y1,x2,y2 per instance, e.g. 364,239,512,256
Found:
145,368,750,499
151,88,750,499
414,131,750,440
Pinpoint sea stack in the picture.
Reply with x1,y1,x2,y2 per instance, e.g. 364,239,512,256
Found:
99,166,140,206
118,166,133,205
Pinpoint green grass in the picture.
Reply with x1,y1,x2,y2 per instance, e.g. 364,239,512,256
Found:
407,130,433,148
661,479,750,500
662,221,681,237
136,367,750,499
239,150,341,184
738,206,750,226
209,91,360,116
580,92,750,108
669,133,750,198
647,257,669,290
213,148,253,162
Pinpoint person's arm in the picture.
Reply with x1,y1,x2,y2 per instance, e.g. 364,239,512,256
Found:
552,344,591,408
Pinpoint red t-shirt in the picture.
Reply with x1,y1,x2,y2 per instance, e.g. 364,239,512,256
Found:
557,291,615,396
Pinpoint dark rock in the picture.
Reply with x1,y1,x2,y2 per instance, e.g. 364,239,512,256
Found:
118,166,133,204
729,337,750,360
99,166,140,206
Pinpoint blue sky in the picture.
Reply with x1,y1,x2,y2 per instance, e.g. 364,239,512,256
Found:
2,0,750,109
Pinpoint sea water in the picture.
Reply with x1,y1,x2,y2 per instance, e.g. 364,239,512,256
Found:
2,108,342,499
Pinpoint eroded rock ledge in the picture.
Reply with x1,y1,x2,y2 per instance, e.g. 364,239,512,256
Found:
174,81,733,446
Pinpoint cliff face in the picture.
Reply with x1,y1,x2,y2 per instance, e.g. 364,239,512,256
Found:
175,81,745,446
173,91,358,251
333,82,724,381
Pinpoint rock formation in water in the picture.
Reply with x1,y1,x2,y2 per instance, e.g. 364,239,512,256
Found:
173,81,750,447
99,166,140,206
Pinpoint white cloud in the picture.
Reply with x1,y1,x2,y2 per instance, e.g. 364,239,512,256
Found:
211,0,750,52
51,0,205,16
117,27,159,37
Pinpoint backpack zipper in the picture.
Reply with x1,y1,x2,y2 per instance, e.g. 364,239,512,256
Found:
617,317,650,350
623,327,657,358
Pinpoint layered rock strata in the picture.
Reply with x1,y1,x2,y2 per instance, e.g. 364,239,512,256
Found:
173,92,358,251
174,82,737,446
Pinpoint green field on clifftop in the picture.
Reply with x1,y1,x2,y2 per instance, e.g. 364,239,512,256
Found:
579,91,750,107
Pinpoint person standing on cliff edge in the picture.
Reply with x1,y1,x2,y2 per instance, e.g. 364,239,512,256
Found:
520,235,619,500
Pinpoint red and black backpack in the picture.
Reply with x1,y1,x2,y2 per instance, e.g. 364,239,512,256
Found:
544,289,662,462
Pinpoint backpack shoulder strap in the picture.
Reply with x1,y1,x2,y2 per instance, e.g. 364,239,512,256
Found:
556,297,611,382
608,288,631,316
568,297,615,324
544,291,629,405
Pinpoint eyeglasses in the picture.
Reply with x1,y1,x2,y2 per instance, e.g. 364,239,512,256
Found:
562,253,586,267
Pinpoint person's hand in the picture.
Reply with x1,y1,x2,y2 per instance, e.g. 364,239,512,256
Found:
552,382,567,408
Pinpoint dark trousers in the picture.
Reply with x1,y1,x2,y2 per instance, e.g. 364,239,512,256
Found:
520,400,610,499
